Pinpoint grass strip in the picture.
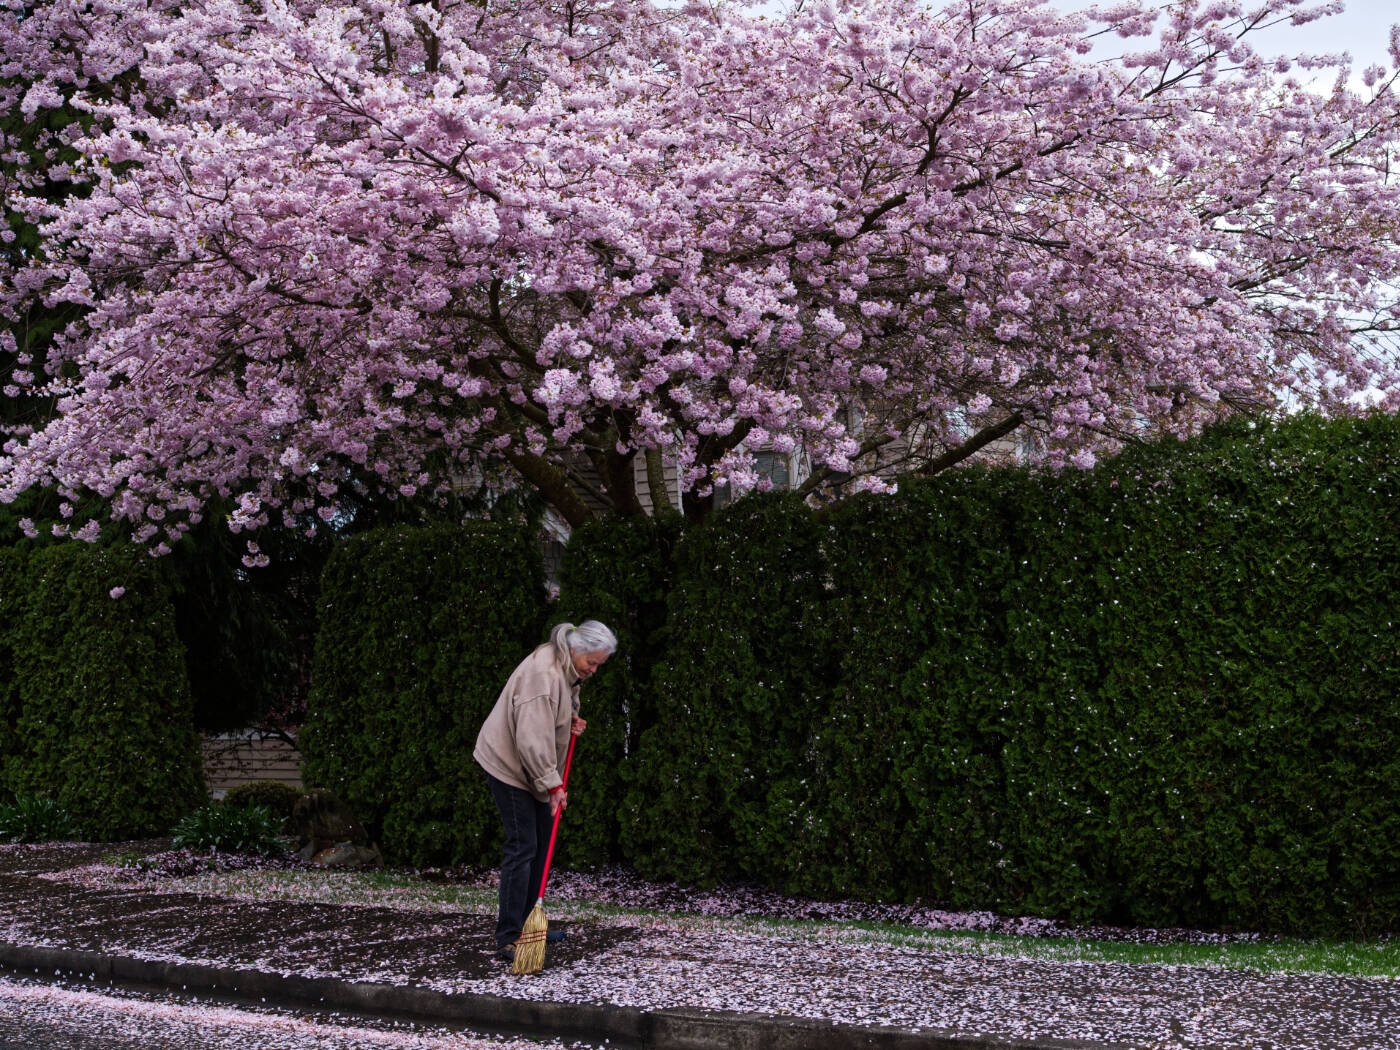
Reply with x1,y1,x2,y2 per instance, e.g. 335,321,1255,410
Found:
126,866,1400,978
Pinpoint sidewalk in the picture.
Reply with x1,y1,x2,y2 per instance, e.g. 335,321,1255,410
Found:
1,842,1396,1050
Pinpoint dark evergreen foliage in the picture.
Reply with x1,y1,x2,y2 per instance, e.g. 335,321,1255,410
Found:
160,511,332,732
293,413,1400,935
813,469,1024,905
998,415,1400,934
0,544,205,839
551,513,681,867
619,493,836,889
299,521,546,866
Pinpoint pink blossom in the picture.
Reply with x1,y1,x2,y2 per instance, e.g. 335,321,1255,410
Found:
0,0,1397,542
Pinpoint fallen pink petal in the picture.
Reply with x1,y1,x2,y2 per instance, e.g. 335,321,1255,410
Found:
1,842,1395,1048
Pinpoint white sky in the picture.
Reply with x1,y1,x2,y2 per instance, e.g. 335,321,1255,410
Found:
1250,1,1396,71
1053,1,1398,75
750,3,1397,73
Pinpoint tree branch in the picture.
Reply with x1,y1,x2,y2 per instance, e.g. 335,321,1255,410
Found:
796,431,900,496
501,448,593,527
918,411,1026,476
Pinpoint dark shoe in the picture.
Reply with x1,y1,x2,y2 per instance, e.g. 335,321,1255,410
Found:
545,929,566,943
494,943,516,963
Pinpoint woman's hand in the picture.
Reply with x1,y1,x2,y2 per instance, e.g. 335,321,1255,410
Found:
550,789,568,816
571,715,587,737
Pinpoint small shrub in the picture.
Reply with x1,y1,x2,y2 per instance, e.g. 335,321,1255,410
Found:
222,780,302,824
0,795,79,843
170,803,284,855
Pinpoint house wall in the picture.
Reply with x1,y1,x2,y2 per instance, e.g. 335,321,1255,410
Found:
202,732,302,800
633,454,682,515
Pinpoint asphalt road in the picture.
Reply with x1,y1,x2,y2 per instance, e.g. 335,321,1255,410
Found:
0,976,605,1050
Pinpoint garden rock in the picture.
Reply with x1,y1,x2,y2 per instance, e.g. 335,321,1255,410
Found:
290,790,376,863
310,842,383,869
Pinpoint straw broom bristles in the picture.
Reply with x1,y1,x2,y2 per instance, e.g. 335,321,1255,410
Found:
511,898,549,975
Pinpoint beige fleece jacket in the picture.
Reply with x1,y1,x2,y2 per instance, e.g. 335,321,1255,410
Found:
473,641,580,802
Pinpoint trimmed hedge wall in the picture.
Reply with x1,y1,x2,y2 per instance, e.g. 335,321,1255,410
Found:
551,514,680,868
589,415,1400,935
1001,416,1400,934
0,548,24,790
813,469,1024,906
299,522,546,866
0,544,204,837
619,493,836,890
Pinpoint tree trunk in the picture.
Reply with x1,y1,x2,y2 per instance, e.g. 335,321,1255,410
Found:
644,447,679,517
503,450,593,528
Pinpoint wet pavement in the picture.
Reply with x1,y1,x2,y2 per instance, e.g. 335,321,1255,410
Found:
1,842,1397,1050
0,974,605,1050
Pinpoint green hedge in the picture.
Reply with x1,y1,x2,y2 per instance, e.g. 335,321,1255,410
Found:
607,414,1400,936
1000,468,1138,921
0,548,24,796
1002,416,1400,934
0,544,204,838
619,493,836,889
812,469,1024,906
299,522,546,866
551,514,680,867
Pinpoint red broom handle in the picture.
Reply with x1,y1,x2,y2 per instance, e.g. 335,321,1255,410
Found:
535,730,577,900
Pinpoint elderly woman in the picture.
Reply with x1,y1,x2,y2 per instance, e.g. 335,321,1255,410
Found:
474,620,617,962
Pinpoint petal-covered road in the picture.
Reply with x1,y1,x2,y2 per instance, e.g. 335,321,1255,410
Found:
1,843,1396,1049
0,976,604,1050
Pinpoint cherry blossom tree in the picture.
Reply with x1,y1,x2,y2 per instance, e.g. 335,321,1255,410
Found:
3,0,1400,546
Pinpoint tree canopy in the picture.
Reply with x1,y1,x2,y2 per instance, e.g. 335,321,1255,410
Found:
3,0,1400,540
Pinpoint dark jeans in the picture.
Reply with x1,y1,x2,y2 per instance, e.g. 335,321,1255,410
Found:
485,772,553,949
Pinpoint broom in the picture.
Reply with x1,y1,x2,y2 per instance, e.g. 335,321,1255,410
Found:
512,730,577,975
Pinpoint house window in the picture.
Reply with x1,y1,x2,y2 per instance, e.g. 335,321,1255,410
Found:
713,451,792,508
755,451,791,488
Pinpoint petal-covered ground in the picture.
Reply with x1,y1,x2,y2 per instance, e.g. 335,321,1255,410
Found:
0,975,604,1050
2,842,1397,1049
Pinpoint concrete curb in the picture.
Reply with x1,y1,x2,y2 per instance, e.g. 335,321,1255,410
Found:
0,941,1130,1050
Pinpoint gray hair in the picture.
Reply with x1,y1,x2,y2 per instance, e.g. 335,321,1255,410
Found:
549,620,618,659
